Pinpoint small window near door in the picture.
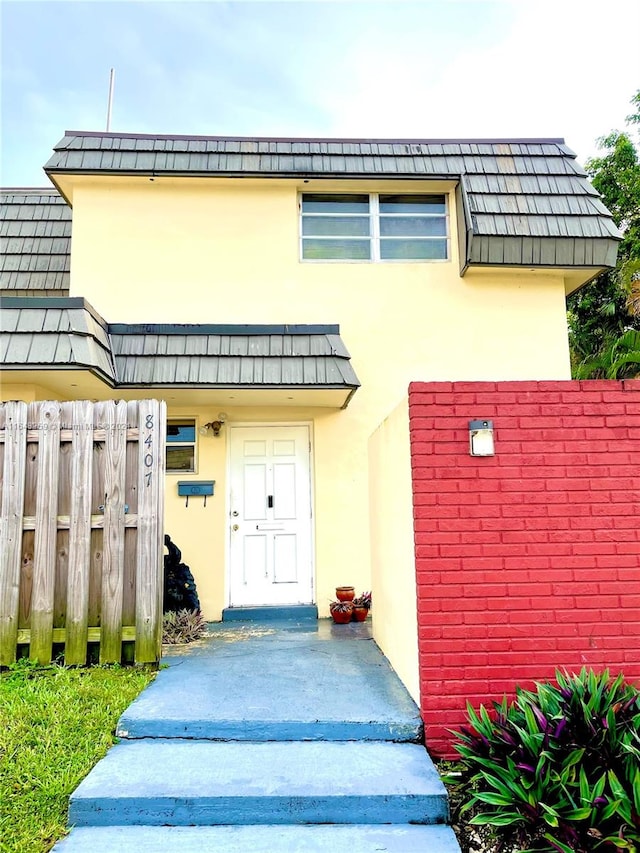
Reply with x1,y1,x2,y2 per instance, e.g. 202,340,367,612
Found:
166,420,196,472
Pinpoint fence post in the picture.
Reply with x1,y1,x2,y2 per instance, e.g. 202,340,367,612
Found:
65,400,94,665
135,399,166,664
99,400,129,664
0,401,28,666
30,401,61,664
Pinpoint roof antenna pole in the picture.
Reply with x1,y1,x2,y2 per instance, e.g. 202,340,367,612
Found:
106,68,115,132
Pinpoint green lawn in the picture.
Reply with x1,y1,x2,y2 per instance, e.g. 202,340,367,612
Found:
0,660,155,853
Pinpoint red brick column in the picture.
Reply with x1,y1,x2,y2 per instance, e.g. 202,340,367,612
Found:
409,380,640,758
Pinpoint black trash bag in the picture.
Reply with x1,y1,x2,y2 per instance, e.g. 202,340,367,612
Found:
163,534,201,612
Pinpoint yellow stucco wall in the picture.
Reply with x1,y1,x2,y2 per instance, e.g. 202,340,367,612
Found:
0,382,63,403
4,175,573,676
67,177,572,397
369,398,419,702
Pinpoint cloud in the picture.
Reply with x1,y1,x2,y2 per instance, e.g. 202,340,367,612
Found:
313,0,640,161
2,0,638,184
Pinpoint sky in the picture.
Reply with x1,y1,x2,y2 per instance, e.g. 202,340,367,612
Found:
1,0,639,187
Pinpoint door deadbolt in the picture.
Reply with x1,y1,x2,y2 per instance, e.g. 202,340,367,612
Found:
232,510,239,517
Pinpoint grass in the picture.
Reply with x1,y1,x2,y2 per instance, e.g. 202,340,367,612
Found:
0,659,155,853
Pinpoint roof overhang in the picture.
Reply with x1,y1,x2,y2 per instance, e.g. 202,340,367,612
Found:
0,298,360,409
460,263,612,295
0,369,356,408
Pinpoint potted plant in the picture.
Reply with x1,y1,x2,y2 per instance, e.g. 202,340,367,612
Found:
352,591,371,622
330,600,354,624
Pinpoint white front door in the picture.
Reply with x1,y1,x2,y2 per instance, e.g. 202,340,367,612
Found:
228,425,313,607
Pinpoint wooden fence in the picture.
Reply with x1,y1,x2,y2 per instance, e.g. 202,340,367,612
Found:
0,399,166,666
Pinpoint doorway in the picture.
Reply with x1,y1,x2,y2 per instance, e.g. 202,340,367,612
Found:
228,425,314,607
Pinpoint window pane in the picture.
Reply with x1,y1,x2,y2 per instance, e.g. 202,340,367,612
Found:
380,238,448,260
303,238,370,260
302,194,369,214
379,194,446,214
166,446,195,472
380,216,447,237
302,215,370,237
167,422,195,443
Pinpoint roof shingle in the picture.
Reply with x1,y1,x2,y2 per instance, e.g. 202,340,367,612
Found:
43,131,621,273
0,189,71,295
0,298,360,403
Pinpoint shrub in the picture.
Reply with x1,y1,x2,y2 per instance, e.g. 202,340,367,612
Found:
446,668,640,852
329,600,354,613
353,591,372,610
162,609,207,644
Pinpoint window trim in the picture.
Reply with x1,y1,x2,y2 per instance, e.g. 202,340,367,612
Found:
299,192,450,263
165,417,198,475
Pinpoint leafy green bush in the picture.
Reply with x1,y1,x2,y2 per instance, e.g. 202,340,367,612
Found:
446,669,640,852
162,608,207,644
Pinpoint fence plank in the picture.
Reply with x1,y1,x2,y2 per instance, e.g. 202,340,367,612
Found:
0,401,28,665
65,401,94,664
99,400,129,663
0,427,140,444
54,402,75,631
19,430,39,633
17,625,137,644
22,514,139,530
88,529,103,629
135,400,165,664
30,401,61,663
19,530,35,629
90,420,106,636
122,402,140,630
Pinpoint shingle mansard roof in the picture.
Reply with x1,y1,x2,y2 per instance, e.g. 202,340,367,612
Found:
0,189,71,295
0,131,621,300
42,130,621,273
0,296,360,403
0,131,622,399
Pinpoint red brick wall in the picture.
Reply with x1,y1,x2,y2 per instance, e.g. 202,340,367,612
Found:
409,380,640,758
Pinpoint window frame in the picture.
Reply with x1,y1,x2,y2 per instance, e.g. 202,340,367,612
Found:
299,192,450,263
165,418,198,475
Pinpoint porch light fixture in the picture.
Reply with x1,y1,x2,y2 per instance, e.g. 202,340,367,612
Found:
199,413,228,438
469,419,494,456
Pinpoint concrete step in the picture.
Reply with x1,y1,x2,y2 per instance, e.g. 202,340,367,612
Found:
69,739,449,828
54,824,461,852
117,714,422,743
117,623,423,743
222,606,318,622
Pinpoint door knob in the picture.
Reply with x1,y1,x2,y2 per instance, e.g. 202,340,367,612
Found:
232,524,239,531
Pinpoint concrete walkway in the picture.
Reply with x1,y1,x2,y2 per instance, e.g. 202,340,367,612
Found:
118,619,424,741
55,618,461,852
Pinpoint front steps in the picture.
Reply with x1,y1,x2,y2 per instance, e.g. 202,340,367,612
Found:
116,620,424,744
221,605,318,622
53,824,459,852
68,740,448,827
54,621,460,852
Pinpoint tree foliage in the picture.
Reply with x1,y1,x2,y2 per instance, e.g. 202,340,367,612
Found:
567,91,640,377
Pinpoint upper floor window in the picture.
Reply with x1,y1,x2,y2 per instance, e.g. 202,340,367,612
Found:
301,193,448,261
166,420,196,472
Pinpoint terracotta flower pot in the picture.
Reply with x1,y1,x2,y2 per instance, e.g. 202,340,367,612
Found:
331,607,353,624
335,586,355,602
352,605,368,622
